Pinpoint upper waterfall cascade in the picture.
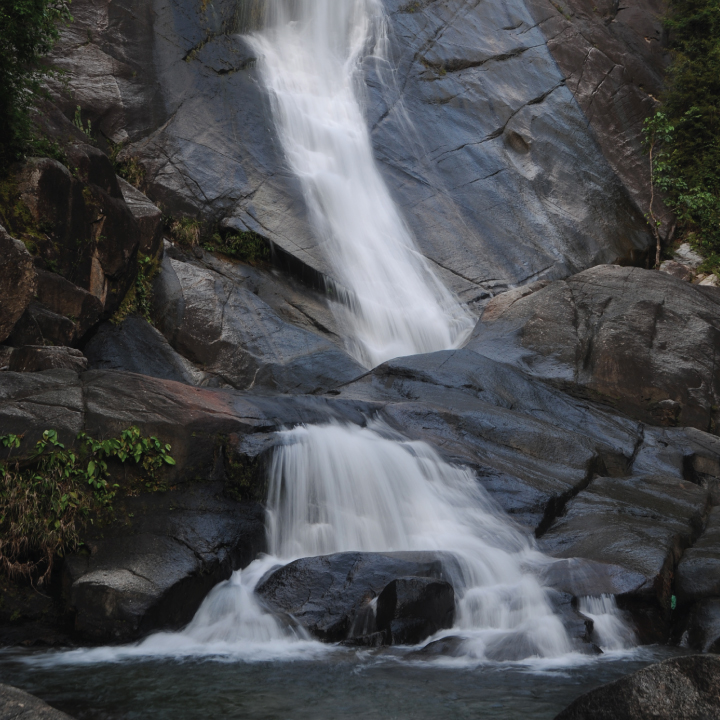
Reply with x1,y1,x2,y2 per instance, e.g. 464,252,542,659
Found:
247,0,476,368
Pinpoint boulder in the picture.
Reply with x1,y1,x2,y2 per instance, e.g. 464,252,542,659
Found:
117,177,163,257
471,265,720,434
66,482,266,642
153,256,364,394
8,346,88,374
7,303,76,348
554,655,720,720
660,260,694,283
255,552,452,644
83,316,212,386
0,684,75,720
375,576,455,645
0,226,36,343
682,599,720,654
540,476,710,610
676,507,720,603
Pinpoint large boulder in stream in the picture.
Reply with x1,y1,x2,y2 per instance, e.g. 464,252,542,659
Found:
255,552,455,645
554,655,720,720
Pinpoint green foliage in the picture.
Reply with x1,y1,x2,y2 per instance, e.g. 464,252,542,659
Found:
109,142,145,189
204,231,271,265
168,216,202,247
72,104,92,139
643,0,720,269
111,254,160,325
0,0,73,168
0,426,175,583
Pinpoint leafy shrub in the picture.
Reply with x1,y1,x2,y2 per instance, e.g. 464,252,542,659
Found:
0,0,73,168
0,427,175,584
644,0,720,269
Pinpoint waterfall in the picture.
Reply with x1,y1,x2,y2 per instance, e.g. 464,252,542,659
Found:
246,0,475,368
134,422,635,662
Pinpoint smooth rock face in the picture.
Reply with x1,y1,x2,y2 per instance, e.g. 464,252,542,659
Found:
153,256,365,393
528,0,671,234
554,655,720,720
0,684,75,720
84,316,211,386
66,483,266,642
51,0,650,302
255,552,452,643
471,265,720,434
676,507,720,603
0,226,36,343
8,346,88,374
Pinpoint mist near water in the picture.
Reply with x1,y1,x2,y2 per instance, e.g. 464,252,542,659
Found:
246,0,475,368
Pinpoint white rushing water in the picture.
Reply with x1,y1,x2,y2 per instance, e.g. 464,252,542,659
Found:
121,422,633,664
247,0,475,368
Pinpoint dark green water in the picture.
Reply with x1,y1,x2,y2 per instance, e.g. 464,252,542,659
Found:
0,646,685,719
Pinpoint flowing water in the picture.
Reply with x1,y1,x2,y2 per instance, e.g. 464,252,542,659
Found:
5,2,651,716
247,0,475,368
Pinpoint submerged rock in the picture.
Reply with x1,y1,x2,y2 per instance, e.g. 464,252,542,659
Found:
554,655,720,720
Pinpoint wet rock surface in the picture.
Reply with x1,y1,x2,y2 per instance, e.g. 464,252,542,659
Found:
554,655,720,720
152,255,364,394
8,346,88,374
0,684,76,720
49,0,652,302
471,265,720,434
676,507,720,603
66,483,266,642
255,552,453,644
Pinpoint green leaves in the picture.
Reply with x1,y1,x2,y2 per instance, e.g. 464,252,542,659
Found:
0,425,176,584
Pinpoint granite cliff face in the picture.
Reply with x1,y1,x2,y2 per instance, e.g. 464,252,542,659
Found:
2,0,720,669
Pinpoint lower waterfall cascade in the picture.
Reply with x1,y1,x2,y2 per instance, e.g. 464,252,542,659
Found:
133,422,636,663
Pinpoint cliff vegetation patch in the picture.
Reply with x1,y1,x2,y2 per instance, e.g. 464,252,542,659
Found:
0,427,175,584
644,0,720,272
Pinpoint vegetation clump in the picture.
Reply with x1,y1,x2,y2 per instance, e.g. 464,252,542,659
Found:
643,0,720,271
109,142,146,189
111,253,160,325
0,427,175,584
0,0,73,168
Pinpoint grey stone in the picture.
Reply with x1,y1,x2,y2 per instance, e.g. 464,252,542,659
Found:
153,256,365,394
683,599,720,654
470,264,720,434
9,346,88,374
255,551,453,643
660,260,694,282
675,243,705,269
677,507,720,603
0,226,36,344
554,655,720,720
0,684,75,720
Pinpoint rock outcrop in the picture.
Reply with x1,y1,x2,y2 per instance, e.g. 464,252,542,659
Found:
47,0,653,303
471,265,720,434
554,655,720,720
0,227,36,343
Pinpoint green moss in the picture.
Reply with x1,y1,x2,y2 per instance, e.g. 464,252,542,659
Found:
0,172,47,253
222,442,266,503
204,230,271,265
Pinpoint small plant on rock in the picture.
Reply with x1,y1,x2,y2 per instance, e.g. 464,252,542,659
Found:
0,427,176,584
